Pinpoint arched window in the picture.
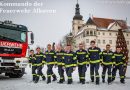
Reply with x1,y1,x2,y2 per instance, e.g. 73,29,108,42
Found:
90,31,93,36
86,31,89,36
78,26,80,30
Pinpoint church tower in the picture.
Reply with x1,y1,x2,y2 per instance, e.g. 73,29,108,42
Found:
72,0,84,36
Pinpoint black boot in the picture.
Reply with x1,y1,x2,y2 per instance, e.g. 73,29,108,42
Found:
34,80,38,83
42,75,46,81
111,77,115,82
67,79,72,84
81,79,85,84
120,79,125,84
96,81,99,85
52,74,57,81
47,77,51,84
33,76,36,82
102,79,105,83
108,77,111,84
58,79,64,84
63,77,65,82
91,77,94,82
34,76,39,83
96,77,99,85
102,75,105,83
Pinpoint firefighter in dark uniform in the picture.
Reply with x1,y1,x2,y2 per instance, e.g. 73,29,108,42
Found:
88,40,102,85
28,49,37,82
76,43,89,84
112,46,126,84
63,45,77,84
101,44,114,84
45,44,57,84
56,45,65,83
35,47,46,83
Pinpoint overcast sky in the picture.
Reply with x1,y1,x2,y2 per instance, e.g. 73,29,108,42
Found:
0,0,130,49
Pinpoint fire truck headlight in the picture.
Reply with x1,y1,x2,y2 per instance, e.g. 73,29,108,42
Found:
16,60,21,63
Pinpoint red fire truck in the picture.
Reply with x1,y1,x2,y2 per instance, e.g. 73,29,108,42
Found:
0,20,34,78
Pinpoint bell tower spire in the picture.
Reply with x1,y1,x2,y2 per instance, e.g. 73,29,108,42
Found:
73,0,83,20
72,0,84,36
75,0,80,15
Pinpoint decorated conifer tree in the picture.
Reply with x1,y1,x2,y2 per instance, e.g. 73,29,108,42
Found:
116,29,129,76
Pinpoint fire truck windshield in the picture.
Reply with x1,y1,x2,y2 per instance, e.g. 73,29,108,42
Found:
0,27,26,43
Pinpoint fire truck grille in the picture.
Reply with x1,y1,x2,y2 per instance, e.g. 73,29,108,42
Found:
0,47,22,54
1,63,15,66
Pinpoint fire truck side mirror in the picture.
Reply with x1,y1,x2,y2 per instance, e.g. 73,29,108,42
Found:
31,33,34,44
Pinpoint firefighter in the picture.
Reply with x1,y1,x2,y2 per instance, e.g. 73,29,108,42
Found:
45,44,57,84
76,43,89,84
63,45,77,84
28,49,37,82
35,47,46,83
101,44,114,84
112,46,126,84
88,40,102,85
56,45,65,84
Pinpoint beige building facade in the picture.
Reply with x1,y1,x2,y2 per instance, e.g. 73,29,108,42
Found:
72,2,130,59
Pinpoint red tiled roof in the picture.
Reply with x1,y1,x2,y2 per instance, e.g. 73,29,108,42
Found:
92,17,128,29
116,20,128,29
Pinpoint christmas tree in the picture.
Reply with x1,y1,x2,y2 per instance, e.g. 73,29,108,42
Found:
116,29,129,75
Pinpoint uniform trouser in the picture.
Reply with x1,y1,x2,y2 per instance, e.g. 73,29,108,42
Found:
65,67,73,81
58,65,64,80
78,64,87,81
32,66,37,81
112,64,125,81
102,65,112,82
90,63,100,82
47,64,55,77
35,65,45,81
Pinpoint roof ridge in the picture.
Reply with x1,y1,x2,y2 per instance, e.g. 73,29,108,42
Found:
93,17,114,20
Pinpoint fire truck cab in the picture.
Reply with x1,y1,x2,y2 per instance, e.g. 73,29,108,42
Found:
0,20,34,78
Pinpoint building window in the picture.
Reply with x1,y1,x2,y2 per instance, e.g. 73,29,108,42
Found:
127,41,129,45
109,40,112,44
103,40,106,44
94,31,96,35
90,31,93,36
98,32,100,35
83,32,85,37
78,26,80,30
86,39,89,43
103,32,105,35
98,39,100,44
109,33,111,36
87,31,89,35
